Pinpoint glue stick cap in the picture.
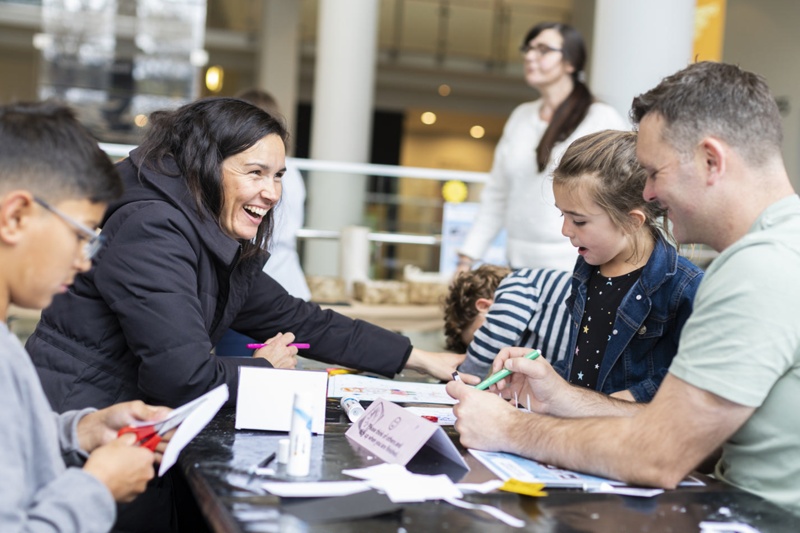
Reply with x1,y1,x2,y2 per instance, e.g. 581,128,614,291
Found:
277,438,290,464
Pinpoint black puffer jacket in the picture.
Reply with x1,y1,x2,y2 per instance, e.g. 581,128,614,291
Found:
28,148,411,411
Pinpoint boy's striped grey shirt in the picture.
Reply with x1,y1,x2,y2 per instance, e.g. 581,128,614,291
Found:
459,268,572,377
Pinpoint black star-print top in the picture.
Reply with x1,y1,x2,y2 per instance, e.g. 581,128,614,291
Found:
568,267,643,390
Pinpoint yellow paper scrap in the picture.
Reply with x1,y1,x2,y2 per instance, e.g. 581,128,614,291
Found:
500,478,548,497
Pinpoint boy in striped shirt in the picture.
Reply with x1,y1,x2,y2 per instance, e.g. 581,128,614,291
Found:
445,265,572,378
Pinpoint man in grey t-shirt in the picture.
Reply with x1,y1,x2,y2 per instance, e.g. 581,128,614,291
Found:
446,62,800,515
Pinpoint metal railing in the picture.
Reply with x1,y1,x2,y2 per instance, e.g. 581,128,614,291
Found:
99,142,488,250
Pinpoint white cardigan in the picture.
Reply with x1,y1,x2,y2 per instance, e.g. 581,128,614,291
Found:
460,100,629,271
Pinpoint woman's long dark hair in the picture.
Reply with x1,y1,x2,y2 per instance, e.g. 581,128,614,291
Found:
137,97,288,260
524,22,594,172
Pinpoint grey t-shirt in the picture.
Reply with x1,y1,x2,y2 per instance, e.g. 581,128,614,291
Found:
669,195,800,515
0,321,115,532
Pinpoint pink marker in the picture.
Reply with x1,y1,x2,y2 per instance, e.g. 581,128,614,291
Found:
247,343,310,350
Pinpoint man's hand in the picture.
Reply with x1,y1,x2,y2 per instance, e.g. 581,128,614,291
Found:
83,433,156,502
446,380,521,451
78,401,171,453
487,347,575,416
404,348,481,384
253,332,298,369
491,348,643,419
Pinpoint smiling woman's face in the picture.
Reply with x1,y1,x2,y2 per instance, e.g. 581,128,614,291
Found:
219,134,286,241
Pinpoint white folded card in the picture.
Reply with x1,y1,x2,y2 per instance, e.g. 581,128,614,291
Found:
234,367,328,434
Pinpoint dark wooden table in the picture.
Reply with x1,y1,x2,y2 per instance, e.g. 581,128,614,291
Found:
179,405,799,532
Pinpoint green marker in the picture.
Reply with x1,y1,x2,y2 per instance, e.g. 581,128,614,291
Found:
475,350,541,390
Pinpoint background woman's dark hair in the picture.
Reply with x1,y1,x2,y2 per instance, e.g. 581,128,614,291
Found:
523,22,594,172
137,97,288,260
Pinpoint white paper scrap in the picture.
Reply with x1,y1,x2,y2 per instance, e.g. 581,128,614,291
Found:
261,481,371,498
343,464,462,503
366,473,463,503
589,482,664,498
342,463,409,480
456,480,504,494
699,521,761,533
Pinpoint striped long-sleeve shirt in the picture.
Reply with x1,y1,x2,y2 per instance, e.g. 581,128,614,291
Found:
458,268,572,377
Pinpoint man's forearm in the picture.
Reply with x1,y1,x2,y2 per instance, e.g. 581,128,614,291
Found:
550,383,644,418
504,408,681,488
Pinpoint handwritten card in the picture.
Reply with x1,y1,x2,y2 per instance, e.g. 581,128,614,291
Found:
235,367,328,434
345,398,468,471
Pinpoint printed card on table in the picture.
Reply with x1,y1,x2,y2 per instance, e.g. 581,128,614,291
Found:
345,398,468,471
328,374,456,405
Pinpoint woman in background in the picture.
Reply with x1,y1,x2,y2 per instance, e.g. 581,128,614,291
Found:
457,22,628,273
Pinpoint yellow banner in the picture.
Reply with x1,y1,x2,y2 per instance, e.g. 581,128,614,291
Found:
694,0,727,61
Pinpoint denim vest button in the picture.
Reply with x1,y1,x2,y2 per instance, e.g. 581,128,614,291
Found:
638,325,647,335
636,294,642,300
612,329,618,335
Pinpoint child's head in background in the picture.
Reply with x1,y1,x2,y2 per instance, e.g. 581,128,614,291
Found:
443,264,512,353
0,101,122,314
552,129,668,274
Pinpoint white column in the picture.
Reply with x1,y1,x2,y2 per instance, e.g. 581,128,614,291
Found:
256,0,301,145
589,0,696,121
304,0,380,276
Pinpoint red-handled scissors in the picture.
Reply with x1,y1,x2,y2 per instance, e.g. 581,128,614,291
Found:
117,409,191,450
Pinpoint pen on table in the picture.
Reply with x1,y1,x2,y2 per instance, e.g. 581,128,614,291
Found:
246,343,310,350
475,350,540,391
247,451,277,483
256,451,277,469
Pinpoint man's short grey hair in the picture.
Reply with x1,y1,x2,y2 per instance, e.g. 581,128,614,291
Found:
630,61,783,166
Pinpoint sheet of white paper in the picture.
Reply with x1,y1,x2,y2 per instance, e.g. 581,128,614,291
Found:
404,406,456,425
470,449,706,490
159,384,229,476
469,449,624,488
328,374,456,405
261,481,371,498
235,367,328,434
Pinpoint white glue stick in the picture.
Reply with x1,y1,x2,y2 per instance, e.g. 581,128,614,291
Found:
277,438,290,464
340,396,365,423
287,393,312,477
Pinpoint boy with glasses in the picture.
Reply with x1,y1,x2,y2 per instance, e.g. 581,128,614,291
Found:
0,101,171,532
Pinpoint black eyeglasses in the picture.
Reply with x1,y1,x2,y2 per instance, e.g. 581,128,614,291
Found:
520,43,563,57
34,197,104,259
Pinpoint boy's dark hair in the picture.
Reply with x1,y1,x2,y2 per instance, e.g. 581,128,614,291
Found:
137,97,289,260
0,101,122,202
443,264,512,353
630,61,782,167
